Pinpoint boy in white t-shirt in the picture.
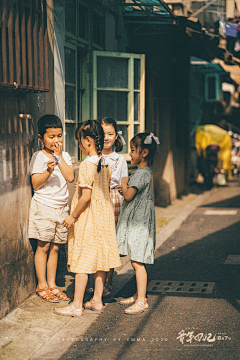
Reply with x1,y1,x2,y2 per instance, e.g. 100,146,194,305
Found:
29,115,74,303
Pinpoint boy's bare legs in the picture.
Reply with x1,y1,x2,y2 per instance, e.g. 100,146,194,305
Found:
47,242,60,290
35,240,50,296
47,242,69,300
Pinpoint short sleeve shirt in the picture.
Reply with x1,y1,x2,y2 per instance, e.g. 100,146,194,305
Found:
29,150,73,208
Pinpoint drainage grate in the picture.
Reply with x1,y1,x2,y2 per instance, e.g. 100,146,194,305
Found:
147,280,215,294
224,255,240,265
204,210,237,215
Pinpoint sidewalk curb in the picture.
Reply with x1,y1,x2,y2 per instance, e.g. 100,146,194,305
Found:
30,190,209,360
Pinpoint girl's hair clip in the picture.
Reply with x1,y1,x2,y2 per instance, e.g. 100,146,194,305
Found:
118,130,126,145
144,132,160,145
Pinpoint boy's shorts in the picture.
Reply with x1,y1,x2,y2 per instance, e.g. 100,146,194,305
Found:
28,199,69,244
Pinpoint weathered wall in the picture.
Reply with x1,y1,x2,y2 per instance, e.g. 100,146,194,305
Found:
0,0,55,319
0,93,34,318
0,89,55,319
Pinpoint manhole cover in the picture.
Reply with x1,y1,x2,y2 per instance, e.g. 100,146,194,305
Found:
147,280,215,294
224,255,240,264
204,210,237,215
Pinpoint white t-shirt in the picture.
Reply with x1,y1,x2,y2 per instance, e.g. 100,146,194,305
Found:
29,150,73,208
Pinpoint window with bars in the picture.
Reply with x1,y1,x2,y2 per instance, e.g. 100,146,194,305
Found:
0,0,49,92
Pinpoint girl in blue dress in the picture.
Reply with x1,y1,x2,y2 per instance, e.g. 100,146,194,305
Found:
116,132,159,315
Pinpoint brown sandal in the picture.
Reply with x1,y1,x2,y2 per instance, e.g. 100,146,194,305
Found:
49,286,70,301
36,286,59,303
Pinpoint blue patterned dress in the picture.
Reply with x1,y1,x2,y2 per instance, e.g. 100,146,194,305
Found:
116,167,156,264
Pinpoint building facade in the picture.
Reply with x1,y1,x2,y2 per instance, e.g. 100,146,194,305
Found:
0,0,222,316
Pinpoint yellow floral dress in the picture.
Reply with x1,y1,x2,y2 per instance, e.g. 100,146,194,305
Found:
68,159,121,274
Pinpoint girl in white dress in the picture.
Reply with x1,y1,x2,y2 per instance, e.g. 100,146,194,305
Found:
101,117,128,297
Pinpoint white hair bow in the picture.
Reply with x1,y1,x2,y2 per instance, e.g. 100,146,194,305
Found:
144,132,160,145
118,131,126,145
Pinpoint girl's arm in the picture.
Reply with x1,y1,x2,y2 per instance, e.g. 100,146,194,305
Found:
116,176,128,195
121,176,128,185
121,182,137,202
63,187,92,228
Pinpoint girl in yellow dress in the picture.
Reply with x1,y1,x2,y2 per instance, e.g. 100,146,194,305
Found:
54,120,121,317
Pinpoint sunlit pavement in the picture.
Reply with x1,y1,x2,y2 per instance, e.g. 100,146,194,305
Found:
2,180,240,359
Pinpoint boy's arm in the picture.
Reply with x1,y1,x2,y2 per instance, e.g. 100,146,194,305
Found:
31,160,56,191
63,187,92,228
54,143,74,182
58,158,74,182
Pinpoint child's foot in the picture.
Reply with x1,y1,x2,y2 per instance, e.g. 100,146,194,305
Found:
49,286,70,301
84,299,104,312
124,301,149,315
119,294,137,305
54,304,83,317
36,286,59,303
102,284,112,298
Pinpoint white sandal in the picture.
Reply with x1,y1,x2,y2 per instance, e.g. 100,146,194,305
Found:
54,304,83,317
124,301,149,315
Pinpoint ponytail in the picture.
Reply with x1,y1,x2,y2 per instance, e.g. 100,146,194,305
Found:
95,135,103,172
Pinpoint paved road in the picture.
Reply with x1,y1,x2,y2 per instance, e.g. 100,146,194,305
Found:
57,179,240,360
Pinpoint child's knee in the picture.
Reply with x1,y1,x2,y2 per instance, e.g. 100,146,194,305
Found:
37,240,50,252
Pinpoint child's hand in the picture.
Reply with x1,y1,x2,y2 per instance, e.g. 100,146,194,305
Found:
63,215,76,228
47,160,56,174
53,142,63,157
116,184,123,195
74,182,78,190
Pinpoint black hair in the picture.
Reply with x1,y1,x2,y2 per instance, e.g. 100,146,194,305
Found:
100,117,123,152
75,120,104,172
38,114,63,138
131,132,158,166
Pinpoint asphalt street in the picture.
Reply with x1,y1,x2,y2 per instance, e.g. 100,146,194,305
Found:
56,179,240,360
